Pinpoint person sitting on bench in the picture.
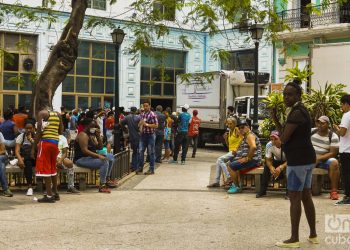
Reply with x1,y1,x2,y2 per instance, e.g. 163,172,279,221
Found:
311,115,340,200
227,119,262,194
256,131,288,199
207,117,242,188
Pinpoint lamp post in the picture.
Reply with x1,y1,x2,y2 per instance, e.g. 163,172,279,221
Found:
111,27,125,153
249,23,264,136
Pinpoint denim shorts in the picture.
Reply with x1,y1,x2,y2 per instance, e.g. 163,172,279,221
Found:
229,159,259,171
317,158,337,169
287,164,315,191
164,140,171,149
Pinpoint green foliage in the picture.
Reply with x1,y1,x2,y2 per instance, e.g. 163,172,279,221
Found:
263,92,287,124
259,118,276,139
284,62,313,83
303,83,346,125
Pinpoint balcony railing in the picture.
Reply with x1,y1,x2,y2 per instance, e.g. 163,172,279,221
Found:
278,2,350,29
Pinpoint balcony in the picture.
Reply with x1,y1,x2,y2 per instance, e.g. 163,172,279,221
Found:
278,2,350,30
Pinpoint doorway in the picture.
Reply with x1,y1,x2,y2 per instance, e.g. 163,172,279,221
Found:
150,98,174,111
300,0,311,28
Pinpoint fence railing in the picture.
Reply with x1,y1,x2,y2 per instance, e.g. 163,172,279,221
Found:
278,2,350,29
111,149,131,180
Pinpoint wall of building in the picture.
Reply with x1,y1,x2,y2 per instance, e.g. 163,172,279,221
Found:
0,1,273,112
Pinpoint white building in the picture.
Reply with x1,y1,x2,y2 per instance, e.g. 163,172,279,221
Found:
0,0,272,113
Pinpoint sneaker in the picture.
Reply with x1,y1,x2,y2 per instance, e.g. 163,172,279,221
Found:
54,193,60,201
307,237,319,244
330,191,339,200
37,195,55,203
144,170,154,175
26,188,33,196
334,197,350,206
227,185,241,194
168,160,178,164
135,170,143,175
275,241,300,248
256,192,266,198
99,185,111,193
3,189,13,197
207,182,220,188
107,179,118,188
181,161,185,165
67,187,80,194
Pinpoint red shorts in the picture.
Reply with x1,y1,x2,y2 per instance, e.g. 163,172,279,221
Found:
35,141,59,177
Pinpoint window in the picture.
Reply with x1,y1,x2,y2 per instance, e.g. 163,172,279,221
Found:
140,49,186,101
62,41,115,109
87,0,106,10
221,49,255,71
0,32,37,114
153,1,177,21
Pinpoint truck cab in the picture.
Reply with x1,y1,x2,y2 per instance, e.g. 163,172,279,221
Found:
234,96,269,122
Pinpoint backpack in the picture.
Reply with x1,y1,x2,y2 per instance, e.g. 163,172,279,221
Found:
311,128,334,144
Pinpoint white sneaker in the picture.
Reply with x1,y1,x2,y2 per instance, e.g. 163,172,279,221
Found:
26,188,33,196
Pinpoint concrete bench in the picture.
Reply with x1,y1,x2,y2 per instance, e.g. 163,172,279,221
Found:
242,167,328,195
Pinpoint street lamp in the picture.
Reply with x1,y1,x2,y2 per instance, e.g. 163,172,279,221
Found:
111,27,125,153
249,23,264,136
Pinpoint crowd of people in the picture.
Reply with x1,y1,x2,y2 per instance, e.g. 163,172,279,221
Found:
1,83,350,246
0,100,202,201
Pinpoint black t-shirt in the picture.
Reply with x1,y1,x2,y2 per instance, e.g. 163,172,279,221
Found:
282,103,316,166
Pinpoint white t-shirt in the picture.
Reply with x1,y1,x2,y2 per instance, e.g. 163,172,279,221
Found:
58,135,69,158
311,128,339,156
15,133,33,146
339,111,350,153
0,132,5,144
265,141,286,161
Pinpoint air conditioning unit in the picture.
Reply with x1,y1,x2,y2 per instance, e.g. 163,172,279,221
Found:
19,54,36,72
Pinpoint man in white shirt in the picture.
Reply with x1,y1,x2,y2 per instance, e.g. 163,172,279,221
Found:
311,116,340,200
256,131,287,198
333,95,350,205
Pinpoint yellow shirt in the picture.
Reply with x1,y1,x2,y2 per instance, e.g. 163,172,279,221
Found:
228,127,242,151
42,111,60,141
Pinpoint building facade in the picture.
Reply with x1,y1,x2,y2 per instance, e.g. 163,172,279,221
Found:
274,0,350,92
0,0,272,113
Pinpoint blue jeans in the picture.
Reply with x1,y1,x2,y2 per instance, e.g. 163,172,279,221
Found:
215,151,234,183
75,157,108,185
130,140,139,171
106,153,115,179
0,155,9,190
138,133,155,172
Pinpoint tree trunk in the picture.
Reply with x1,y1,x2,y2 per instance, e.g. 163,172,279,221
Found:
31,0,87,116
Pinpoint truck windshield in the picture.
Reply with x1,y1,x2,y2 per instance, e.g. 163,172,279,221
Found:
249,98,269,120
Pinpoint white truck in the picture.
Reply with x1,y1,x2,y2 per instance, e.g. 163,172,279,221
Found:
310,42,350,93
176,70,269,147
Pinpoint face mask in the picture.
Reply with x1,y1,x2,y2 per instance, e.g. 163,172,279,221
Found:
89,128,96,134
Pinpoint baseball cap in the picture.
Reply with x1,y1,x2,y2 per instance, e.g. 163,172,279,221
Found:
181,104,190,110
237,119,248,127
317,115,330,123
270,130,280,139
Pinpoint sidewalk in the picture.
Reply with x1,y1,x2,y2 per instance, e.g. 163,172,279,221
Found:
0,146,349,249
